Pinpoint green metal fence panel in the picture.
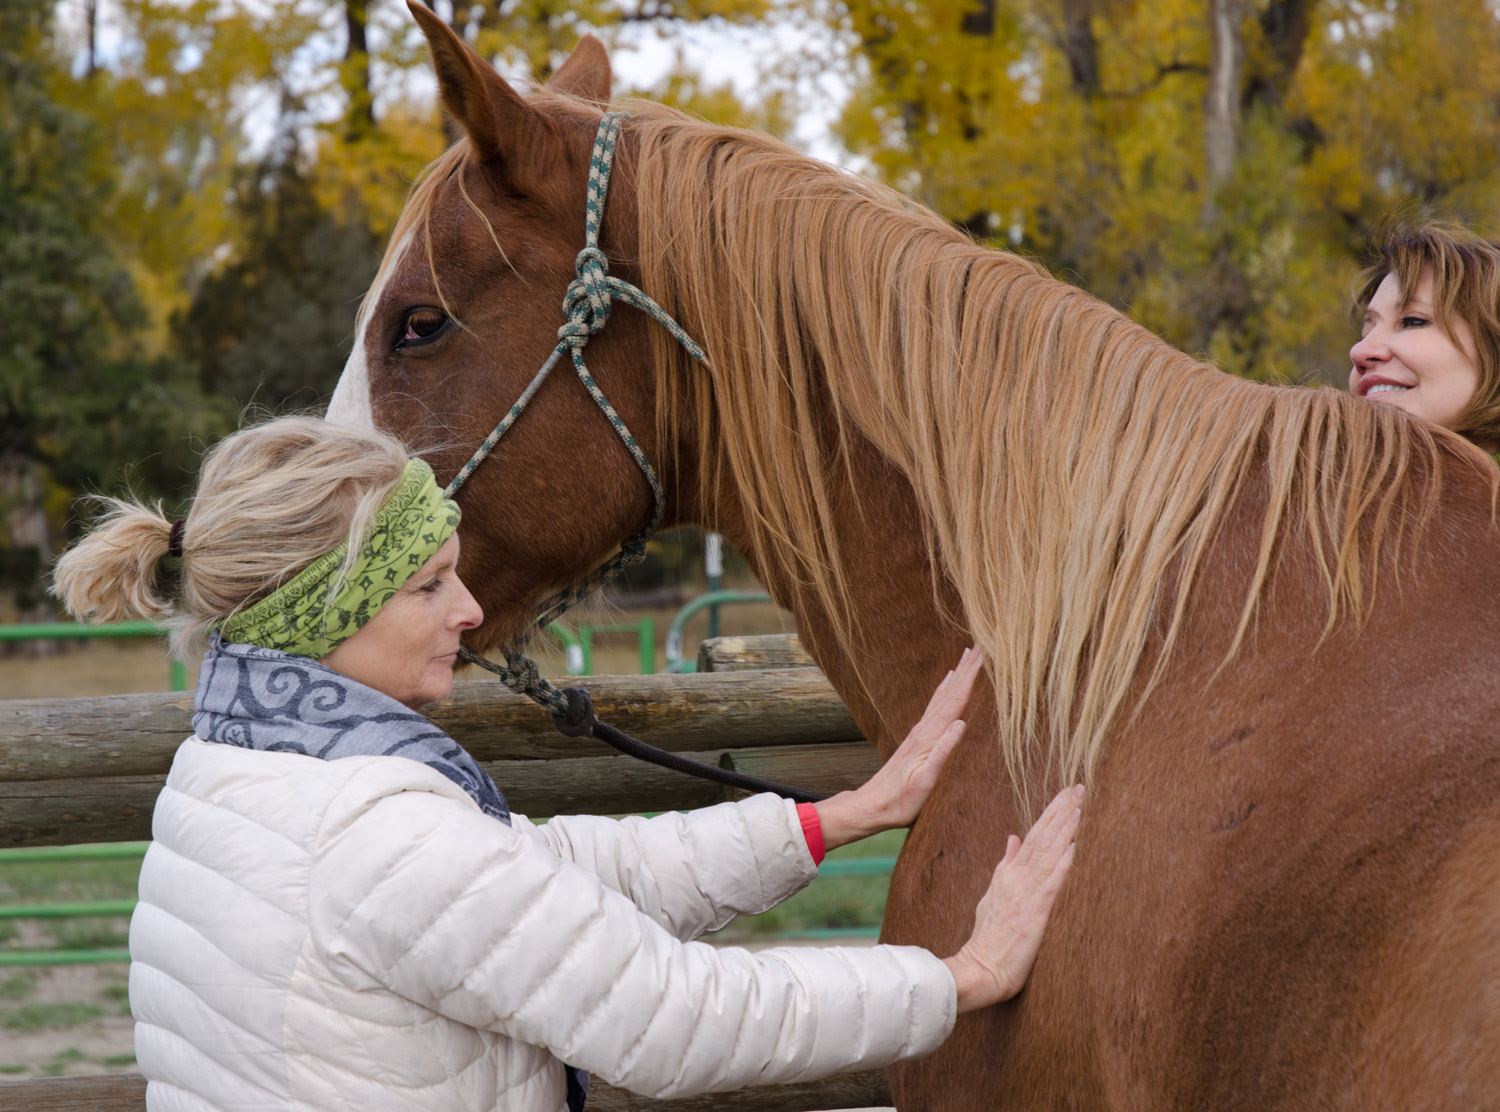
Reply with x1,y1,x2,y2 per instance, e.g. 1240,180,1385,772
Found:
0,948,131,967
816,857,897,879
0,843,149,865
0,900,137,921
1,622,185,691
663,591,774,672
575,619,655,676
0,841,143,967
0,621,163,641
2,620,893,964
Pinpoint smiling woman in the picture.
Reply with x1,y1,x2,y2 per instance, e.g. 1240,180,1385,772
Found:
1349,222,1500,454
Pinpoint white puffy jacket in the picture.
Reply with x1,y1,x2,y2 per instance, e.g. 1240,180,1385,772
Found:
129,738,956,1111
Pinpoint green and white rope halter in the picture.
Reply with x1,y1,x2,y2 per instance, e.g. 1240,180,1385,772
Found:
446,111,705,714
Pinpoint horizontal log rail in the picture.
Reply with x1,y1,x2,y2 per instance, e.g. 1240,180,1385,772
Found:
0,1069,894,1111
697,633,818,673
0,740,881,848
1,665,873,848
1,667,858,782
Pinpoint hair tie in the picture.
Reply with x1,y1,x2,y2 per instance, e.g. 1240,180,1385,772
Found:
167,519,186,559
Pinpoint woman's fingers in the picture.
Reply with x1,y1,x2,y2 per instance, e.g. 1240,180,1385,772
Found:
893,648,980,761
904,647,983,751
947,785,1083,1012
828,648,985,845
1013,785,1084,869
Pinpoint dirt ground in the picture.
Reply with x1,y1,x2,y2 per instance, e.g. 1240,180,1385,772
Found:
0,962,135,1079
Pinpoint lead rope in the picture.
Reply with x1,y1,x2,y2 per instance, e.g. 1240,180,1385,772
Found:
447,112,825,805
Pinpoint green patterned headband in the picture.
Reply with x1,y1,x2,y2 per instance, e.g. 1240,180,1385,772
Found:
219,458,461,659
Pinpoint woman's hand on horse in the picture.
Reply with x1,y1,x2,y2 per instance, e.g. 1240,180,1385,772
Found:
944,784,1083,1013
813,646,982,851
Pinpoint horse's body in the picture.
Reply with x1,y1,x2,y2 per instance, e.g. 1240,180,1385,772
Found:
326,8,1500,1106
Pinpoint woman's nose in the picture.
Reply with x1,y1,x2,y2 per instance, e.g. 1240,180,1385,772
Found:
1350,330,1388,369
453,579,484,631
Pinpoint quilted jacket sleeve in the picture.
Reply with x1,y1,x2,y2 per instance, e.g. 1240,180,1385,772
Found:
517,797,817,940
309,775,956,1099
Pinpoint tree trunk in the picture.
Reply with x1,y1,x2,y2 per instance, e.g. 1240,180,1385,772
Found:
1060,0,1101,96
1249,0,1315,109
1203,0,1244,220
343,0,375,139
0,456,56,634
85,0,97,77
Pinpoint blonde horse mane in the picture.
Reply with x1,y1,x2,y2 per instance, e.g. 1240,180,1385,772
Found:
616,101,1481,804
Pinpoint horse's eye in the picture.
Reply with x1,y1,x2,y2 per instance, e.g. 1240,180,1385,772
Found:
397,308,449,348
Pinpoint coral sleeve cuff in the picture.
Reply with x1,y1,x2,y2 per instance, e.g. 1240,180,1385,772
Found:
796,802,825,865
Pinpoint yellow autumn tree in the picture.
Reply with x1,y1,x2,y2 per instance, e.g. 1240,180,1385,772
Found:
820,0,1500,382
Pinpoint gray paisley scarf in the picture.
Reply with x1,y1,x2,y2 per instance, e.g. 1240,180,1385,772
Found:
193,634,510,823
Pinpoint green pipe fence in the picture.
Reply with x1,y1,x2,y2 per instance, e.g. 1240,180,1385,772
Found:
0,844,151,865
1,618,663,690
1,621,188,691
573,619,655,676
663,590,774,672
0,843,147,967
2,619,881,966
0,841,895,965
0,900,138,920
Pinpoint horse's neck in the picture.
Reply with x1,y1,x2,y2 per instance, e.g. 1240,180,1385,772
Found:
706,431,968,755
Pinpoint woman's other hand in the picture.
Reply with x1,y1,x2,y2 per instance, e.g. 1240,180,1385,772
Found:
943,784,1083,1012
814,646,983,852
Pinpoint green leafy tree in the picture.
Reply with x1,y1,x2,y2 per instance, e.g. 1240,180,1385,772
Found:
175,153,384,411
0,0,231,618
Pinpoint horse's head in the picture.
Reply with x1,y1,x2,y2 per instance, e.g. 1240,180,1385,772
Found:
327,2,672,652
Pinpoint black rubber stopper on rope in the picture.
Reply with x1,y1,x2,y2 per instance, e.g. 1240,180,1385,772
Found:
552,687,597,738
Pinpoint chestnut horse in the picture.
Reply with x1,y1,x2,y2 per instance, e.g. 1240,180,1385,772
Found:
327,6,1500,1107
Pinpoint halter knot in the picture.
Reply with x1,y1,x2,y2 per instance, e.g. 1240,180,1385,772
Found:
558,246,614,347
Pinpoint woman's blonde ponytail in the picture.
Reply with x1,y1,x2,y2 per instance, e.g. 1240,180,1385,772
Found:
52,498,179,624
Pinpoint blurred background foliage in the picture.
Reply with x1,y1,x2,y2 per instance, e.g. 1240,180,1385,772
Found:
3,0,1499,618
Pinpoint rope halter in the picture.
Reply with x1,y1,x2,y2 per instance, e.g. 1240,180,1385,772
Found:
445,111,704,714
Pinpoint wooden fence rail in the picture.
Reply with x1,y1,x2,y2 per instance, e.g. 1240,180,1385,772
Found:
1,665,876,848
1,639,898,1110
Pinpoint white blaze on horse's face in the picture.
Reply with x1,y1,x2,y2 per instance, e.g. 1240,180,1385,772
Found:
327,345,372,429
326,229,416,429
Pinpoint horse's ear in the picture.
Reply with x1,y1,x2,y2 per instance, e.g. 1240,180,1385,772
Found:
407,0,540,171
549,35,612,104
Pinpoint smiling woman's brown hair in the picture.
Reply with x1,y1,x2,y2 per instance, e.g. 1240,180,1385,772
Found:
1353,221,1500,448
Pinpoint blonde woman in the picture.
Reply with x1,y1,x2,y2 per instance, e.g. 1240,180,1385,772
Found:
53,415,1081,1112
1349,222,1500,457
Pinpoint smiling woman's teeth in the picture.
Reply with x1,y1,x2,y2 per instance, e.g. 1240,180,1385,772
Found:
1367,384,1411,397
